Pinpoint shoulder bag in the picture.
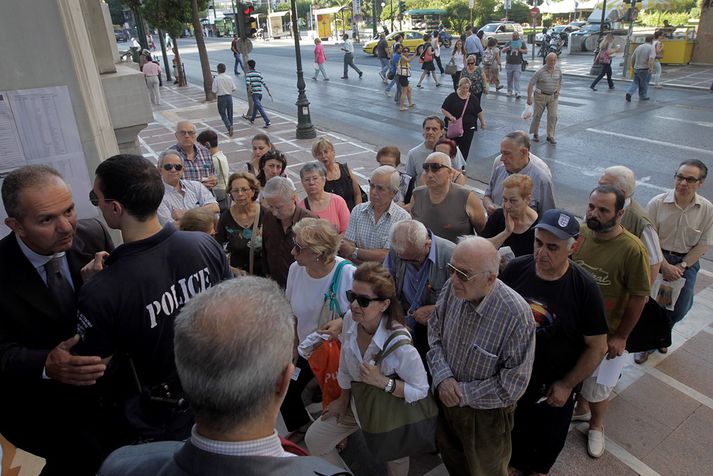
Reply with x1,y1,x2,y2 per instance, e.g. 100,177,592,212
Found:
351,329,438,462
446,94,470,139
444,57,457,75
317,259,351,328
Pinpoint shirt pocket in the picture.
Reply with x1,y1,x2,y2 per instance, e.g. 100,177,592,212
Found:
464,342,500,378
684,227,702,248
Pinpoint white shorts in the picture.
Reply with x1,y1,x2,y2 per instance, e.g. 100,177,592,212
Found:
580,375,616,403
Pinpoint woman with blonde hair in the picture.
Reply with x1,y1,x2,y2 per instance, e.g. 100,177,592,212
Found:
590,33,618,91
313,37,329,80
311,137,363,211
396,47,417,111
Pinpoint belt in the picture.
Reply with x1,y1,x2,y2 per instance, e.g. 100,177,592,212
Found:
536,90,556,95
662,249,687,257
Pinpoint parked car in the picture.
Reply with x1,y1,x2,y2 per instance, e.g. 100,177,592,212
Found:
535,24,581,46
570,23,606,51
114,29,129,43
478,22,524,45
362,30,425,55
569,21,587,28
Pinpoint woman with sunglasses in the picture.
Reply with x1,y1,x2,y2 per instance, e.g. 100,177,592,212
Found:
305,262,429,476
459,54,487,102
440,77,486,162
215,171,264,276
283,218,356,440
298,162,351,235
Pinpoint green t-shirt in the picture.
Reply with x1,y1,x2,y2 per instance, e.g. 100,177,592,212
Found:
572,225,650,333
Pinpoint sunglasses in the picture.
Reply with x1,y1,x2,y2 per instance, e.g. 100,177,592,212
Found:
467,62,475,65
346,290,384,308
422,163,450,173
447,262,484,282
162,163,183,171
89,190,115,207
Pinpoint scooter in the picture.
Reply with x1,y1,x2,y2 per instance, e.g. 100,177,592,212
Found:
547,32,566,57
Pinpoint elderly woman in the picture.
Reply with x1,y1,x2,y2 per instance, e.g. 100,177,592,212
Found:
376,145,415,205
156,150,219,226
215,171,264,276
459,55,487,101
283,218,356,438
441,77,486,162
411,152,486,243
305,262,429,476
312,137,363,211
433,138,466,185
245,133,273,174
298,162,351,234
480,174,539,257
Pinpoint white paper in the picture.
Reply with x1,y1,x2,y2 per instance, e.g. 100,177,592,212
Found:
594,352,629,387
651,274,686,311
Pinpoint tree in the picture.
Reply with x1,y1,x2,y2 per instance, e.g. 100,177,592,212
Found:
107,0,126,26
141,0,193,87
445,0,471,34
495,1,531,24
190,0,215,101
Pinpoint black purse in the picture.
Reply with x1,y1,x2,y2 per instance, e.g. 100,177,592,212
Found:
626,299,672,352
521,60,528,72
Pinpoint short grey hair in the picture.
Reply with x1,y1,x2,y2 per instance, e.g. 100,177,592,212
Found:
425,151,452,168
262,176,296,200
157,149,183,167
174,277,294,432
389,220,429,255
602,166,636,198
372,165,400,192
457,236,500,277
299,161,327,180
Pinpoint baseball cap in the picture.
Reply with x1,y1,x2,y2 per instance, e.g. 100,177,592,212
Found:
534,209,580,240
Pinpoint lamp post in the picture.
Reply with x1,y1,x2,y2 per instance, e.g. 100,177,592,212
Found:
290,0,316,139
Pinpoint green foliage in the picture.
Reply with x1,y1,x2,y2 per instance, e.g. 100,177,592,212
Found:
141,0,199,37
541,13,555,27
445,0,471,33
637,10,696,26
494,1,531,24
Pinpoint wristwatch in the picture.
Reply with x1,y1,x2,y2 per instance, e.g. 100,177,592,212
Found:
384,378,395,393
679,261,688,269
351,247,359,261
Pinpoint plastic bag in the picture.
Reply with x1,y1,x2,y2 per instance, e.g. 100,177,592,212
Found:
306,339,342,410
651,274,686,311
521,103,534,121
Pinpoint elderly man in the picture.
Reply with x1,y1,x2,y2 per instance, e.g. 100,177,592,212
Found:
626,35,655,102
502,209,608,476
385,219,455,363
428,237,535,476
169,120,218,189
339,165,410,264
0,166,113,475
97,277,345,476
156,150,218,226
483,130,555,215
527,53,562,145
502,31,528,98
405,116,466,182
262,176,316,287
411,152,486,243
571,185,650,458
647,159,713,336
76,154,232,447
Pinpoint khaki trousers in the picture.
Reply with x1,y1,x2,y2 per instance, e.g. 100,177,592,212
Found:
529,91,558,138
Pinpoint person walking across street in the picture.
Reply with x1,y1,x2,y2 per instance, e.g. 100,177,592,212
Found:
142,57,162,106
340,33,363,79
502,31,528,98
482,38,502,93
416,34,442,88
385,43,403,104
312,38,329,80
211,63,236,136
375,32,391,82
449,38,466,90
464,26,484,65
626,35,655,102
230,34,244,75
590,33,618,91
245,59,271,128
652,30,665,88
528,53,562,145
432,32,445,74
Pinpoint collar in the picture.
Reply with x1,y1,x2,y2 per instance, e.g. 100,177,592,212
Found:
664,189,701,208
470,279,499,315
105,222,175,266
345,314,392,353
15,233,65,270
164,179,188,193
190,427,287,458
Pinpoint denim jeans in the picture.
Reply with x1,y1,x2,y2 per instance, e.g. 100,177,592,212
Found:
506,64,522,95
379,57,390,76
250,93,270,124
217,94,233,130
663,252,699,327
233,53,244,74
627,69,651,98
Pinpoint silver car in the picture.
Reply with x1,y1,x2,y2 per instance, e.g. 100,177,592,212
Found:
478,22,524,46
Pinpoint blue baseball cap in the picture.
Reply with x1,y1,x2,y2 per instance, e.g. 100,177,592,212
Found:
534,209,580,240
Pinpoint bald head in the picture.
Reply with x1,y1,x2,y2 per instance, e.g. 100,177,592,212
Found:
450,237,499,301
455,237,499,276
425,151,452,167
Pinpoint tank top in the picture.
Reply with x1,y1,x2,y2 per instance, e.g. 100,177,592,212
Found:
412,183,474,243
325,162,357,211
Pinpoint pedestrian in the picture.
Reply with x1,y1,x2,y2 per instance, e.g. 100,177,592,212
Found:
340,33,363,79
482,37,503,92
653,30,665,88
626,35,655,102
527,53,562,145
230,34,244,75
211,63,236,136
590,33,618,91
440,77,486,161
397,47,417,111
432,32,445,74
245,59,271,128
460,55,487,102
464,25,484,64
312,37,329,80
448,38,466,90
142,56,162,106
416,34,442,88
502,31,528,98
375,32,391,82
385,43,403,105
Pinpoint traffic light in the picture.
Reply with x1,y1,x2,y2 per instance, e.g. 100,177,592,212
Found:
399,1,406,15
238,2,257,38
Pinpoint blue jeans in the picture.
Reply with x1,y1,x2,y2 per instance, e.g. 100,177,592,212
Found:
663,252,699,327
627,68,650,98
379,57,390,76
233,53,244,74
217,94,233,130
250,93,270,124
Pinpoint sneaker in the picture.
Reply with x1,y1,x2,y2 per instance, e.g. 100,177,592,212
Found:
263,123,270,129
532,134,540,142
625,93,631,102
587,429,605,458
358,72,363,79
546,136,557,145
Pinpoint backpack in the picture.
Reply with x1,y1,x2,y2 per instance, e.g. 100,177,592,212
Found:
482,48,495,66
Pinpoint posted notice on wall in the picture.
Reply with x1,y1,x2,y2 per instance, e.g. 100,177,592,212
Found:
0,86,95,235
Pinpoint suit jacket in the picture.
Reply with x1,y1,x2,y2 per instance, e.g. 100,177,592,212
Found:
98,440,349,476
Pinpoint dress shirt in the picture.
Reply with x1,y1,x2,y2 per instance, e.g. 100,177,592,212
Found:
344,200,410,250
169,143,215,182
529,65,563,94
15,235,74,289
464,35,484,55
191,427,292,458
142,61,161,77
338,311,429,403
157,179,217,225
647,190,713,254
211,73,236,96
427,279,535,409
485,152,555,215
342,39,355,54
397,234,437,307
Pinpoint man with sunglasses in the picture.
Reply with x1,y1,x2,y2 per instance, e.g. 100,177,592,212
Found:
647,159,713,334
169,120,217,189
0,165,114,475
155,150,218,226
427,237,535,476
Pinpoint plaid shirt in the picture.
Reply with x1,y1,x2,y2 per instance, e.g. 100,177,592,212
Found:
427,279,535,409
344,200,410,249
169,143,215,182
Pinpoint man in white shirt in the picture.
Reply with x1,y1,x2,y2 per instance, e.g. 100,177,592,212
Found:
211,63,237,136
340,33,363,79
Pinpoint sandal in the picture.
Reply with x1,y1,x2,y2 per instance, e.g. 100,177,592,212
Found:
409,103,416,107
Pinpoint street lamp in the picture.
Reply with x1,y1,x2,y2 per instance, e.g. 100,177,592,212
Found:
290,0,316,139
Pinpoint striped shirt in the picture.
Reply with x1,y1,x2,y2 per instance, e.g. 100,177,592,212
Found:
157,179,217,225
344,200,410,250
245,70,265,94
168,143,214,182
529,64,562,95
191,427,293,458
427,279,535,409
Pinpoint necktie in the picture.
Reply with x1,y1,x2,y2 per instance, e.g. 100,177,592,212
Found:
44,256,76,320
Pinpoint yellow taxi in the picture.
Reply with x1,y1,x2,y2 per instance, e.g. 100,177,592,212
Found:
362,30,427,55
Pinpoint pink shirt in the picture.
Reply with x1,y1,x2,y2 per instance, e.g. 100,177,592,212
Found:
299,193,350,234
314,43,326,64
143,61,161,77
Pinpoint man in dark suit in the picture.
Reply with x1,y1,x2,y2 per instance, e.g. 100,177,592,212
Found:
98,277,346,476
0,165,114,475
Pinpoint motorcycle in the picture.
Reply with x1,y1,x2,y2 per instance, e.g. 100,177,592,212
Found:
547,32,566,57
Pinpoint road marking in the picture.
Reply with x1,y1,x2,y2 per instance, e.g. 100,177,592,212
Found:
586,128,713,157
654,116,713,128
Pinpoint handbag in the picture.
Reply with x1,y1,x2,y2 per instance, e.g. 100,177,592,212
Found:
317,259,351,328
446,94,470,139
521,59,528,72
351,329,438,462
626,298,672,352
387,70,395,80
444,58,457,75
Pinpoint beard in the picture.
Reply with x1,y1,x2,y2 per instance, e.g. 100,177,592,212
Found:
586,216,618,232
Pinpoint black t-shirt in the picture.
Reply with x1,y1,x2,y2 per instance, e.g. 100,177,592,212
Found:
500,255,608,389
441,93,482,131
376,38,389,58
76,224,232,387
480,208,539,257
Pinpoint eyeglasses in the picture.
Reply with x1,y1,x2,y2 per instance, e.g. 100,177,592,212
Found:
447,262,485,282
302,176,322,184
89,190,115,207
292,238,306,254
368,180,392,193
467,62,475,65
230,187,252,195
346,290,384,308
162,163,183,171
422,163,450,173
674,174,700,184
177,130,196,136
